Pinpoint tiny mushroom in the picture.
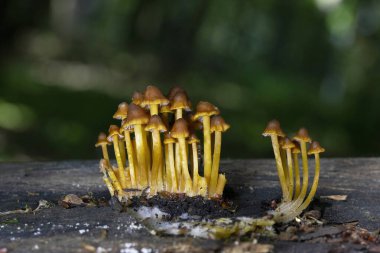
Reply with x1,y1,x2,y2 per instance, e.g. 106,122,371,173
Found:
292,141,301,199
188,133,200,193
281,138,295,200
131,91,144,105
142,85,169,116
164,133,178,192
170,91,191,120
95,132,111,164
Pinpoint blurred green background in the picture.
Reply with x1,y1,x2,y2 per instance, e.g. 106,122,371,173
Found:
1,0,380,161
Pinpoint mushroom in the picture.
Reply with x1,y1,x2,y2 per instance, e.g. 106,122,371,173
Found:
209,115,230,196
188,133,200,193
95,132,111,164
214,174,227,198
262,120,289,201
99,159,123,197
145,115,167,195
164,133,178,192
160,104,173,127
170,91,191,120
194,101,220,186
292,141,301,199
276,141,325,222
120,120,138,189
279,137,289,188
142,85,169,116
171,118,193,195
124,103,150,188
281,138,295,200
167,86,185,100
107,125,128,189
131,91,144,106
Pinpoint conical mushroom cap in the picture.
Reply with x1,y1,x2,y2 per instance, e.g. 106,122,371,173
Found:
210,115,230,132
281,137,295,149
170,92,191,111
307,141,325,154
292,141,301,154
113,102,128,120
160,104,173,114
95,132,110,147
145,115,167,133
293,128,312,143
121,119,134,132
171,118,189,138
131,91,144,105
124,103,149,126
262,120,285,137
107,125,122,141
168,86,185,100
163,132,176,144
193,101,219,120
188,133,200,144
142,85,169,107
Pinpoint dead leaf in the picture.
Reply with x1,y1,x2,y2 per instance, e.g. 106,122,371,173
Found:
320,195,347,201
59,194,85,208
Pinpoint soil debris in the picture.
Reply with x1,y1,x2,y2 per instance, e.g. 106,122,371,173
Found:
222,242,273,253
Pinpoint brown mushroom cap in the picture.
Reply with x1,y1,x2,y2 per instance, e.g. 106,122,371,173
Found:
307,141,325,155
107,125,122,141
210,115,230,132
145,115,167,133
113,102,128,120
170,118,190,138
163,132,176,144
188,133,200,144
141,85,169,107
292,141,301,154
262,119,285,137
281,137,295,149
168,86,186,100
121,119,134,132
131,91,144,105
293,128,312,143
124,103,150,126
170,92,191,111
95,132,110,147
193,101,220,120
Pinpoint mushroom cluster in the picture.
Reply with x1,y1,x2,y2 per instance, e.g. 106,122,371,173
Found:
263,120,325,223
96,86,230,202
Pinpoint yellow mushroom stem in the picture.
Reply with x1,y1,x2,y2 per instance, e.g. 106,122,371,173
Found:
141,129,151,182
118,139,127,166
149,104,159,116
101,160,123,195
276,153,320,222
101,145,110,162
167,143,178,192
191,142,199,194
198,177,208,197
112,135,127,189
286,149,294,200
124,131,137,188
280,149,289,191
164,146,172,191
293,152,301,198
103,176,115,196
215,173,227,197
175,108,183,119
270,135,289,201
134,124,148,187
178,138,193,195
175,143,182,191
209,131,222,196
202,116,212,186
150,130,162,195
276,141,309,213
157,159,164,192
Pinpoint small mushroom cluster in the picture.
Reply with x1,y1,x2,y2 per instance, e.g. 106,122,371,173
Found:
96,85,230,202
262,120,325,223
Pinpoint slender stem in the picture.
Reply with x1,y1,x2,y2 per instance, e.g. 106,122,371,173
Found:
286,149,294,200
149,104,159,116
270,135,289,201
157,154,164,192
175,143,182,191
124,131,137,188
175,109,183,119
112,135,127,189
203,116,212,186
150,130,161,195
168,143,178,192
118,140,127,167
192,143,199,194
134,125,148,187
141,129,150,184
104,164,123,194
293,153,301,198
276,153,320,222
215,174,227,197
209,131,221,196
103,176,115,196
101,145,110,162
281,149,289,190
179,138,193,195
164,145,172,191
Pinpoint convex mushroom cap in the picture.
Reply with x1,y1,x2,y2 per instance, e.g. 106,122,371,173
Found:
188,133,200,144
124,103,150,126
132,91,144,105
293,128,312,143
193,101,219,120
210,115,230,132
171,118,190,138
107,125,123,141
141,85,169,108
163,133,176,144
145,115,167,133
307,141,325,154
113,102,128,120
281,137,295,149
292,141,301,154
95,132,110,147
170,92,191,111
168,86,185,100
262,120,285,137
